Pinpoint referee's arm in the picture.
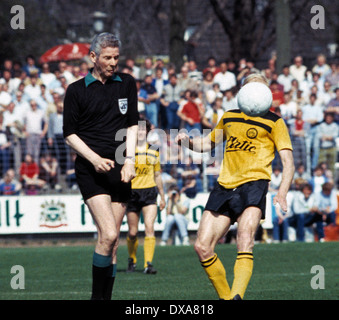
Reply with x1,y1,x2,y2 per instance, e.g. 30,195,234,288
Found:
121,124,138,183
65,134,114,173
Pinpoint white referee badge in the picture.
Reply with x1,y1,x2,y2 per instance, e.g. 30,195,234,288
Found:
118,98,128,114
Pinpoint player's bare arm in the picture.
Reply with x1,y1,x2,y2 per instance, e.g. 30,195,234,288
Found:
175,132,215,153
154,171,166,211
273,149,295,212
65,133,114,173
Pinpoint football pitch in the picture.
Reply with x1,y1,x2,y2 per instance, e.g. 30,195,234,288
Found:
0,241,338,300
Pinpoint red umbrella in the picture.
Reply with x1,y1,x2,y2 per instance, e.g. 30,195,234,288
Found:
40,43,91,63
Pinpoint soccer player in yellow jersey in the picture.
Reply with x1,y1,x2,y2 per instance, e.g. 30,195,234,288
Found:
126,120,166,274
176,74,295,300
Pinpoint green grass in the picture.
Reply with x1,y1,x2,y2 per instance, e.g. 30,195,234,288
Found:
0,242,338,300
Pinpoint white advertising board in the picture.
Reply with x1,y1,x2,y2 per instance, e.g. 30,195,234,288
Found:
0,193,275,235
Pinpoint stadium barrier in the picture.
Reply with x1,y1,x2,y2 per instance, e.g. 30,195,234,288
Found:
0,192,274,235
0,193,338,239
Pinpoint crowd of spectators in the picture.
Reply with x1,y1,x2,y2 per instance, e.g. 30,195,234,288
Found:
0,51,338,242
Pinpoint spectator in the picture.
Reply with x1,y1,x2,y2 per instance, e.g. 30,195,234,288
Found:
135,79,147,117
13,90,30,113
48,100,68,174
154,58,169,81
22,55,40,77
320,81,335,106
280,91,298,120
269,167,282,192
58,61,75,84
314,182,338,228
289,183,317,242
309,165,328,194
312,54,331,82
141,75,159,127
139,57,154,80
0,114,12,177
202,95,224,129
272,197,289,243
289,55,307,83
23,73,42,100
152,67,168,102
0,168,22,195
176,156,202,191
79,61,89,77
213,61,236,93
288,109,308,170
200,71,215,106
19,153,45,194
325,62,339,89
177,90,204,133
326,87,339,123
277,65,294,92
177,65,198,92
203,56,220,77
302,93,324,170
160,186,190,246
39,151,60,191
160,74,182,131
316,112,339,173
36,84,53,111
125,57,140,79
293,163,311,184
187,60,203,83
270,80,285,110
23,99,48,164
223,89,238,111
40,63,56,89
0,83,12,111
0,70,16,95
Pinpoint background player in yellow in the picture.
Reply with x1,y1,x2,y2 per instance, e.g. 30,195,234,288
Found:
175,74,295,300
126,119,166,274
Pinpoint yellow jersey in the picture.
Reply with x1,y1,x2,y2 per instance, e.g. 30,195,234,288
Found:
131,144,161,189
208,109,292,189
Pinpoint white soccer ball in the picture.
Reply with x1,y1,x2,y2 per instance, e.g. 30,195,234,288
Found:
237,82,273,117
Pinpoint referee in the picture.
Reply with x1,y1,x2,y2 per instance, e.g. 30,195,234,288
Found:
63,33,139,300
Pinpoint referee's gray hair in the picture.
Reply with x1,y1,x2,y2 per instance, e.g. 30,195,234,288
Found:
90,32,121,56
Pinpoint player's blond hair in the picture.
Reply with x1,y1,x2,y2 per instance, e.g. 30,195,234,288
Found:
243,73,269,86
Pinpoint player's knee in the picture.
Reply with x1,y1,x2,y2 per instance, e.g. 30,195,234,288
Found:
194,239,212,260
128,229,138,239
237,232,254,252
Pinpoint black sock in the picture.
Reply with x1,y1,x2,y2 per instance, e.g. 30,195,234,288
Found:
103,264,117,300
91,252,112,300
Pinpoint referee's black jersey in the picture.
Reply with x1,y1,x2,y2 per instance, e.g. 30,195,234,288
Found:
63,71,139,158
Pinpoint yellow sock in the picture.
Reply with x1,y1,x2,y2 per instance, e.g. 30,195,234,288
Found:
144,236,156,268
127,236,138,264
201,254,231,300
230,252,253,299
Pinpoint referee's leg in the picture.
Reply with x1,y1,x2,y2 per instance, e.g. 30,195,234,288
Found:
86,195,120,300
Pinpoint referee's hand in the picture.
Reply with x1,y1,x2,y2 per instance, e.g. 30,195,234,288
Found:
121,162,136,183
93,157,115,173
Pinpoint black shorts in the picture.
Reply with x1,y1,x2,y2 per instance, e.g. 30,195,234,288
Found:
126,187,158,213
204,180,269,224
75,156,131,202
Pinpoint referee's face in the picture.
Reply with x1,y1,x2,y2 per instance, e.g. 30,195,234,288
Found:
91,46,120,81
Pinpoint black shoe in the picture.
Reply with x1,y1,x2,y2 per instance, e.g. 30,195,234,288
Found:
126,258,136,273
232,294,242,300
143,262,157,274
